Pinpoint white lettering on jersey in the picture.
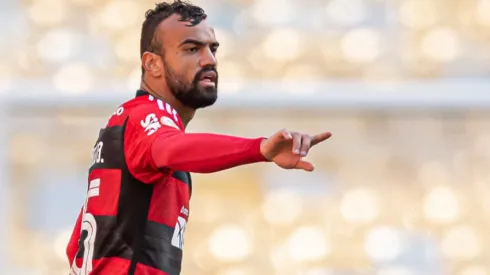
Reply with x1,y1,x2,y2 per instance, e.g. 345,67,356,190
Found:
160,116,180,130
172,205,189,250
113,107,124,116
140,113,161,136
180,206,189,216
90,141,104,166
166,103,179,122
148,96,180,125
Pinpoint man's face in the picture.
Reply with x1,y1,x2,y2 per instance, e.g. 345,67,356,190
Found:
156,14,219,109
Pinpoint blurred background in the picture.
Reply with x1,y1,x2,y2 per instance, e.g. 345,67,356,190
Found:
1,0,490,274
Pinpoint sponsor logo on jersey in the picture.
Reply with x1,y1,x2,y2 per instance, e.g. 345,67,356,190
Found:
161,116,180,130
141,113,161,136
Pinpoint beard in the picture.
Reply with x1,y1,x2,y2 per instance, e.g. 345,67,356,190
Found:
164,62,218,110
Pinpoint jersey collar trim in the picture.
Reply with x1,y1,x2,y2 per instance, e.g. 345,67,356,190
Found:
135,89,150,97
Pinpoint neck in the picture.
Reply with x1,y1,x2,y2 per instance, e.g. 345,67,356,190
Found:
140,81,195,128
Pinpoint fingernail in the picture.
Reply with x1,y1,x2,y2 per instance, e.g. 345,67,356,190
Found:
293,149,300,154
301,152,307,156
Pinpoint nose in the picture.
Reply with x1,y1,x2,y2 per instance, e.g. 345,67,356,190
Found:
200,47,217,68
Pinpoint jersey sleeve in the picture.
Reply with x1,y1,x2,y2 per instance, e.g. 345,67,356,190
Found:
124,102,183,184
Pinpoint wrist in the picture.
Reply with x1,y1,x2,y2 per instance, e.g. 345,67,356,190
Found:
258,137,271,162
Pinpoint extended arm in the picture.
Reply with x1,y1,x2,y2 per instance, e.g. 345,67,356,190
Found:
151,131,266,173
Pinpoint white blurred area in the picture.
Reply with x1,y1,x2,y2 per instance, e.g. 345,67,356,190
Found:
1,0,490,274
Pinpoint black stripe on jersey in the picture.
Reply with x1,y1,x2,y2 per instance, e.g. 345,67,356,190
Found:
89,124,126,173
172,171,192,198
140,221,183,275
79,216,183,275
76,215,133,260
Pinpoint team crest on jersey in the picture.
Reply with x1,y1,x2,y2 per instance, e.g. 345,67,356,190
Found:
161,116,180,130
141,113,161,136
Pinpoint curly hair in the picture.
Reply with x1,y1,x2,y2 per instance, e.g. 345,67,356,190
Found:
140,0,207,74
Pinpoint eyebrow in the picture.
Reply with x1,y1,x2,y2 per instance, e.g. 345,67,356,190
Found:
179,39,220,47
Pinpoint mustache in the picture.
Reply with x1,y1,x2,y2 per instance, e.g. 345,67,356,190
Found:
194,66,218,81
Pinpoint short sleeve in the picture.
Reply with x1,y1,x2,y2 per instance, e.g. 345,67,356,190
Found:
124,100,183,183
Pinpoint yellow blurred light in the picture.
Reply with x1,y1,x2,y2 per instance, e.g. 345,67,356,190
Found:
115,30,140,62
53,63,94,94
54,229,72,260
423,186,459,223
418,161,449,184
262,29,304,62
377,266,415,275
219,62,246,93
37,29,81,63
340,187,379,224
283,64,323,80
219,61,245,81
304,268,334,275
28,0,68,26
190,194,224,223
341,28,381,63
398,0,438,28
98,0,141,31
364,226,404,262
70,0,97,6
477,0,490,26
287,226,330,262
421,27,460,63
326,0,367,26
460,265,487,275
251,0,294,25
218,267,254,275
261,190,302,225
127,67,141,90
11,135,45,165
441,226,480,260
208,225,252,262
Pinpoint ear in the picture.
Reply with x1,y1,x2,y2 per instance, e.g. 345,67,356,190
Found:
141,52,163,77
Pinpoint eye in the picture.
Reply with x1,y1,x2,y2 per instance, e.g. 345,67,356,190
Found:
211,47,218,54
187,47,199,53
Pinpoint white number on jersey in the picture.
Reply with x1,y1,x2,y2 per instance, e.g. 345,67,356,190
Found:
90,141,104,166
70,179,100,275
171,216,187,250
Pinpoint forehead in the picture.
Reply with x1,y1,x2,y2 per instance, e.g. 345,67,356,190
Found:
157,14,216,47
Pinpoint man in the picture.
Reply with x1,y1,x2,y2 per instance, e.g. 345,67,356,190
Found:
66,1,331,275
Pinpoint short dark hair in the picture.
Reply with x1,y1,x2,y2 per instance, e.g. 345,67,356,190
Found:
140,0,207,74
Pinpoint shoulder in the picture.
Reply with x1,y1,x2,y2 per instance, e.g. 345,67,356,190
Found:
107,94,183,131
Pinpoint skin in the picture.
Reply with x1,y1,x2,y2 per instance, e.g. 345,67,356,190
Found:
139,13,332,171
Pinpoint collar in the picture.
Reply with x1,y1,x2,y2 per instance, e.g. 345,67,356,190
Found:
135,89,150,97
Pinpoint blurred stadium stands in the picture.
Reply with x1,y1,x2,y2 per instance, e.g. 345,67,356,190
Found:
1,0,490,275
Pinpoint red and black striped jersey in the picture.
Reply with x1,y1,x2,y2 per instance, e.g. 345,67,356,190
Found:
67,90,192,275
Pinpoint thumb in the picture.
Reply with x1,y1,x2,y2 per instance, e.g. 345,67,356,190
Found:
295,159,315,172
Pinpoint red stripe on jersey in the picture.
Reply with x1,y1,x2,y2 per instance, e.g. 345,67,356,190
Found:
148,176,190,226
87,169,121,216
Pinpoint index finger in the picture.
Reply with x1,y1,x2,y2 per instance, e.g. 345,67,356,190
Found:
311,132,332,146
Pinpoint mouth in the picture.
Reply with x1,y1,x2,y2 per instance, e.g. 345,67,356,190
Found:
199,71,217,87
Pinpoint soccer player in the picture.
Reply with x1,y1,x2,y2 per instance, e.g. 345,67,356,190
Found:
66,1,331,275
